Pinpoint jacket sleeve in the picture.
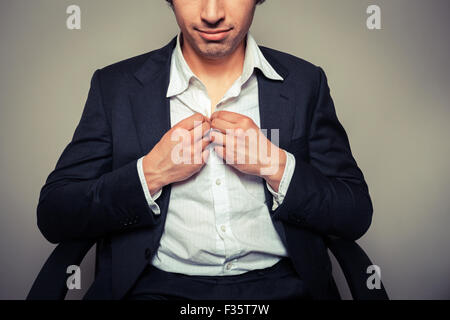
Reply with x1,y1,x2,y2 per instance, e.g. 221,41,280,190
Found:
273,66,373,240
37,70,159,244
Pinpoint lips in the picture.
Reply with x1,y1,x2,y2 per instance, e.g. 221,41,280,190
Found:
197,28,232,41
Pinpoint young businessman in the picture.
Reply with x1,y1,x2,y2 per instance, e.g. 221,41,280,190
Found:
37,0,373,300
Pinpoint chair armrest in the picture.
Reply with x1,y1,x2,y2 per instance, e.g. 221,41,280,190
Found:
325,237,389,300
27,240,96,300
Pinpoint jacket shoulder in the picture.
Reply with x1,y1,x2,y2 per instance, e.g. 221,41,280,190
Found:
259,46,322,81
99,52,152,75
95,41,172,81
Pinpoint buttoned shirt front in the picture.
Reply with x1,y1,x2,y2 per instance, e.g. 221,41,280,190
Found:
137,33,296,275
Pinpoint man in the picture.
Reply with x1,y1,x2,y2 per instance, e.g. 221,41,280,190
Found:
37,0,373,300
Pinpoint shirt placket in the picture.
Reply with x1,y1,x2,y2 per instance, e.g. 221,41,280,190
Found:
205,82,245,273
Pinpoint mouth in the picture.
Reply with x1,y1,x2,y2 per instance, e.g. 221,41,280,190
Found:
196,28,232,41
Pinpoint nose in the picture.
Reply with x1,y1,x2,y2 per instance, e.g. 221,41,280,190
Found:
200,0,225,27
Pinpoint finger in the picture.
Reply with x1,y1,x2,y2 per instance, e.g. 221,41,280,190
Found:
193,135,210,149
190,121,211,142
176,113,207,130
210,130,227,146
191,137,206,165
211,118,237,134
201,136,212,150
211,110,243,123
191,143,211,166
214,145,235,165
202,148,210,164
214,145,225,160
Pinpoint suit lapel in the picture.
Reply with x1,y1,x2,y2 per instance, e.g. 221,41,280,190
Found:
257,49,295,214
129,37,177,226
130,40,175,156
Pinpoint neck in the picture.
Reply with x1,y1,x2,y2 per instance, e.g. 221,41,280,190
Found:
181,33,246,84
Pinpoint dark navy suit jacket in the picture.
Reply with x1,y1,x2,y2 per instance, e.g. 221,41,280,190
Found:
37,36,373,300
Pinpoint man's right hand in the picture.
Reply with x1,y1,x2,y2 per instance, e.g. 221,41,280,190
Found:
142,113,212,196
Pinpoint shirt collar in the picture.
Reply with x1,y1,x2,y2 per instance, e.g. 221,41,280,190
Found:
166,32,283,98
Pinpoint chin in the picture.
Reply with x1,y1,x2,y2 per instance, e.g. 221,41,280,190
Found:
203,47,234,58
193,43,231,58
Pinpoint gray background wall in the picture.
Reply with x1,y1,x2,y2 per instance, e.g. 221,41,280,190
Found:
0,0,449,300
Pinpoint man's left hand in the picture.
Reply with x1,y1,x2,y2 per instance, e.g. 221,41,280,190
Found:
210,110,287,192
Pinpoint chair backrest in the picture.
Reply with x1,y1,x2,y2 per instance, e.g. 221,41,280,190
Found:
326,237,389,300
27,240,95,300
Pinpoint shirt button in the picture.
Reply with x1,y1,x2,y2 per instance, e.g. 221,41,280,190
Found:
220,225,226,233
225,262,233,270
216,178,221,186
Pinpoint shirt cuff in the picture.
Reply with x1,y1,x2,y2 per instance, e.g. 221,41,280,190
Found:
266,150,296,211
137,157,162,215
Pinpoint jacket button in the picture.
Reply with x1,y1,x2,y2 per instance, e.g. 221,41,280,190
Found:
145,248,151,260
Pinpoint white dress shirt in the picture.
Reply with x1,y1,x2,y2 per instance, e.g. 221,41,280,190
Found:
136,33,296,275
